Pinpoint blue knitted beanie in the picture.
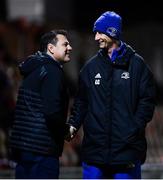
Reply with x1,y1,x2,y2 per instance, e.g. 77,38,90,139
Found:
93,11,122,39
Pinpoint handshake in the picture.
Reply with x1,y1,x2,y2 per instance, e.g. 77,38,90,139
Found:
65,124,77,142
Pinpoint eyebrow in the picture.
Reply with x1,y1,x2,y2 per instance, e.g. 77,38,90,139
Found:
63,41,69,46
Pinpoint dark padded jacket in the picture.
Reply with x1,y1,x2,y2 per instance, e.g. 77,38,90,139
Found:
68,44,155,166
10,51,69,158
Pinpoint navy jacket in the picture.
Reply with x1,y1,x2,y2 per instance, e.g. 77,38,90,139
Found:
68,44,155,166
10,51,69,158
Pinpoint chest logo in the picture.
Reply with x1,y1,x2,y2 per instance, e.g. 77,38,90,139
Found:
121,72,130,79
95,73,101,85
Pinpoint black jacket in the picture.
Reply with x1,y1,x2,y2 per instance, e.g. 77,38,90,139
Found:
68,44,155,166
10,51,69,157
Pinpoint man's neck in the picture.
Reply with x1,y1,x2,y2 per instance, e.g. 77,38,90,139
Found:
108,40,121,58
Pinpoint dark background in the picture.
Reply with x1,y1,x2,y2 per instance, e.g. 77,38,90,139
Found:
0,0,163,28
73,0,163,31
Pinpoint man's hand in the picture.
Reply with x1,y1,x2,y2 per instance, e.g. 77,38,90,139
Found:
65,125,77,142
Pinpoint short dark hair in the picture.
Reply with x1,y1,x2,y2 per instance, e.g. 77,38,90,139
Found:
39,29,68,52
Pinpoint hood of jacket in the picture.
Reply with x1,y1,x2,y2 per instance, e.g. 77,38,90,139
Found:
19,51,60,77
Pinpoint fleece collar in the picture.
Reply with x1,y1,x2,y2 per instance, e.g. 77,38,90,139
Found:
99,43,135,67
110,41,126,62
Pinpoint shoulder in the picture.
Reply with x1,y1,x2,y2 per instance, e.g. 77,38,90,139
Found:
129,49,146,67
40,62,63,80
131,53,153,76
133,53,144,63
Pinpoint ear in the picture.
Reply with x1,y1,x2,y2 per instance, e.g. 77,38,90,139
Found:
47,43,55,54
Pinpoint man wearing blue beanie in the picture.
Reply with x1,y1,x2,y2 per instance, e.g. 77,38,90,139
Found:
66,11,156,179
93,11,122,40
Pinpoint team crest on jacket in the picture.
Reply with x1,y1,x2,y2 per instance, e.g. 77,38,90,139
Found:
121,72,130,79
95,73,101,85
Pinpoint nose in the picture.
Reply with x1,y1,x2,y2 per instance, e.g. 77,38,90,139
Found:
68,45,72,51
95,32,101,40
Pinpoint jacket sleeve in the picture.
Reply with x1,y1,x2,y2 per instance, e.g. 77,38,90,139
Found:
40,64,66,135
68,73,88,130
134,65,156,129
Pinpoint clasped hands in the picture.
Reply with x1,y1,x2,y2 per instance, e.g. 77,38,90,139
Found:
65,124,77,142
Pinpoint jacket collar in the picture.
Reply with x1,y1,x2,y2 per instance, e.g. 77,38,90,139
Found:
98,43,135,68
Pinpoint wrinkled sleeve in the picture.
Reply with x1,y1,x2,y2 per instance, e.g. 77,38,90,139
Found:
40,64,65,133
134,65,156,129
68,73,88,130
